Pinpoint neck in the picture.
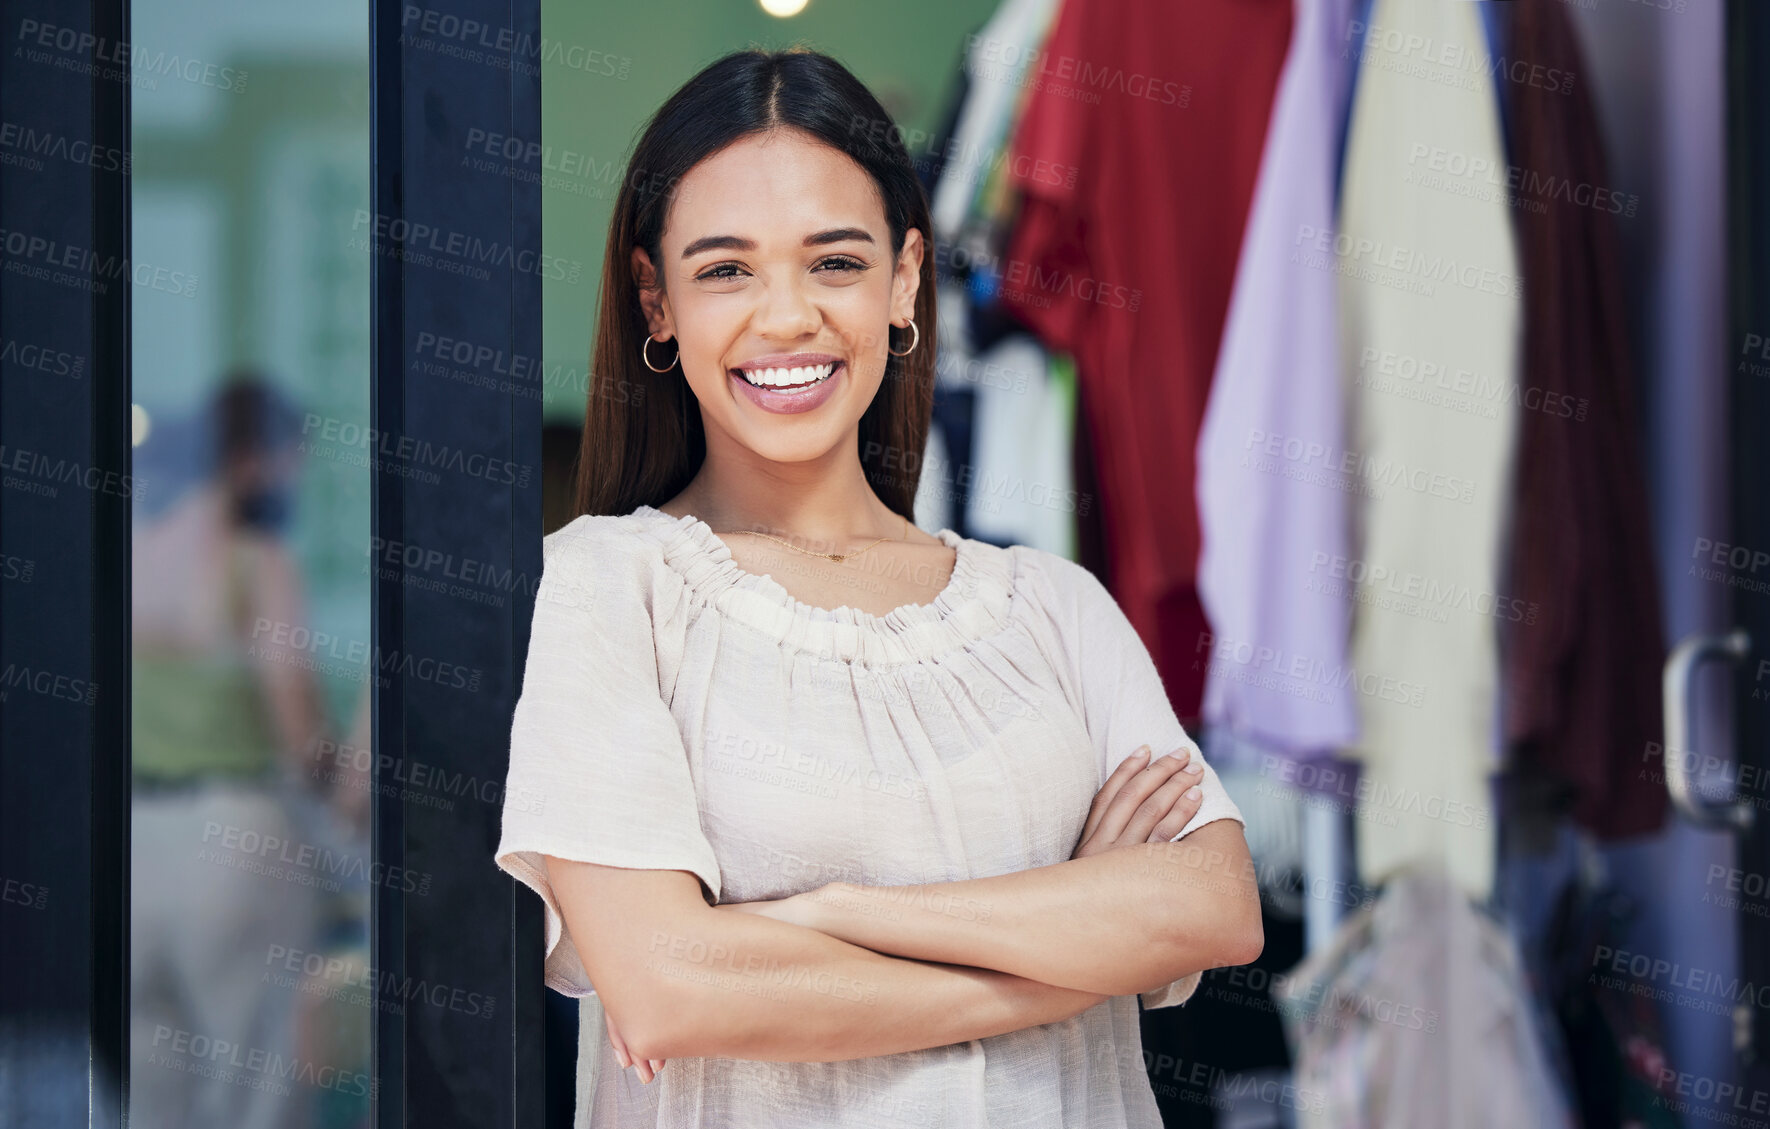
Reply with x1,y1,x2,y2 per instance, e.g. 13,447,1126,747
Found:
673,431,905,546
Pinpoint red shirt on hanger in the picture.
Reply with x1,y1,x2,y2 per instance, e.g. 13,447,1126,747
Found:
1000,0,1293,718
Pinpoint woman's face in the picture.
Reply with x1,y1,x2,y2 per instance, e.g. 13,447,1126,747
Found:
633,128,923,467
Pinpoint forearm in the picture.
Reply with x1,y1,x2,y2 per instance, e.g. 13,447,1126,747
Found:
641,910,1106,1061
547,862,1105,1063
792,822,1262,996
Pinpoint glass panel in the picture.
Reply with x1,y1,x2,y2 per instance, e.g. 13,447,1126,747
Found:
128,5,373,1128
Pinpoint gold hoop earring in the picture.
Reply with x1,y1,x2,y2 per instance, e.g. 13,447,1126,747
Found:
642,335,679,372
888,319,919,357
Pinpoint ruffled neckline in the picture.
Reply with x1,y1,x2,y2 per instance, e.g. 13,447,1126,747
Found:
633,504,1015,666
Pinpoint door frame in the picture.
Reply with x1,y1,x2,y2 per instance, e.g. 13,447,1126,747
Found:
0,0,133,1122
369,0,545,1125
1728,0,1770,1096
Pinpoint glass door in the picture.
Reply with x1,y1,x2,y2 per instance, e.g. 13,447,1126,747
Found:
0,0,543,1125
127,4,373,1129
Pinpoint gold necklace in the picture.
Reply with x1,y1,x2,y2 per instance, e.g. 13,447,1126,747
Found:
723,515,909,564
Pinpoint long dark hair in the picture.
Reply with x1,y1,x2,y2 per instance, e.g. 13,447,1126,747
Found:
574,48,938,519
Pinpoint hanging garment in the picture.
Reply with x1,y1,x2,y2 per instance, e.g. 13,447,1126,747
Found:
1195,0,1362,766
926,2,1062,395
965,334,1078,558
913,420,953,536
1335,0,1523,901
928,384,979,540
1000,0,1294,719
1275,865,1575,1129
928,286,979,539
1498,0,1669,841
929,0,1063,241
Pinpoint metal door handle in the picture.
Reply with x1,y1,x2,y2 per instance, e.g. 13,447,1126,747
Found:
1662,628,1756,831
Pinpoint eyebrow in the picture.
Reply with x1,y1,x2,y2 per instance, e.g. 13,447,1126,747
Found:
680,227,875,260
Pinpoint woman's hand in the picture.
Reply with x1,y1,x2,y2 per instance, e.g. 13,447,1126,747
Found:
1072,744,1205,859
602,1006,664,1083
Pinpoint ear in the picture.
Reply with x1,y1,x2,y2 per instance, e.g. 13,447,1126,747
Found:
630,246,675,339
888,226,924,327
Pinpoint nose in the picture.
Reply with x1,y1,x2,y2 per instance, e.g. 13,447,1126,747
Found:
749,272,821,341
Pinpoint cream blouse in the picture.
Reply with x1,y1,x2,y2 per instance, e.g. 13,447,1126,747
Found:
495,504,1246,1128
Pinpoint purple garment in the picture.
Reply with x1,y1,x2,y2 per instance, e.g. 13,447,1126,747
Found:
1194,0,1360,766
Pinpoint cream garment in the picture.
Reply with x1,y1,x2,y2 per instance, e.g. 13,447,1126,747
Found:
1336,0,1521,899
496,505,1245,1129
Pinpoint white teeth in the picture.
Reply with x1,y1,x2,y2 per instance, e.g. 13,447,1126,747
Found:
741,362,836,388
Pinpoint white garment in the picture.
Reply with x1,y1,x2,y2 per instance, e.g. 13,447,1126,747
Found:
929,0,1063,240
965,334,1078,558
496,505,1245,1128
1274,866,1572,1129
912,419,952,534
1336,0,1521,900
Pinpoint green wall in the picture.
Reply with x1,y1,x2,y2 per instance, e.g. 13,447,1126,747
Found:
540,0,1000,420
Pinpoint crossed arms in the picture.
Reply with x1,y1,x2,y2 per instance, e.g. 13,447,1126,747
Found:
543,744,1263,1069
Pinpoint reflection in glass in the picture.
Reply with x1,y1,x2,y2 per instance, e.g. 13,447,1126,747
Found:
129,5,370,1127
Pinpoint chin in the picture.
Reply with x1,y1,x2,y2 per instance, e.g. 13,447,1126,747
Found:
734,431,852,466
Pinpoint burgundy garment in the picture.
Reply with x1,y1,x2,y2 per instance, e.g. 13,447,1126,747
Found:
1502,0,1668,838
1000,0,1292,718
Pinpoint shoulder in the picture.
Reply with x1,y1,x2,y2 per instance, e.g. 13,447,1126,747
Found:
1003,544,1142,665
1006,543,1113,615
535,512,677,618
542,511,668,573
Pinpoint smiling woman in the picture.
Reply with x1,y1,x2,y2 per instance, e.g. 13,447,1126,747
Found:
574,51,937,524
494,47,1260,1129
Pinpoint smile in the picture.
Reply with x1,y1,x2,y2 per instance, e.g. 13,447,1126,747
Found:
733,361,840,390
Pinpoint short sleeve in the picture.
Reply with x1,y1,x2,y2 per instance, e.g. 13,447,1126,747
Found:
1035,550,1245,839
495,518,722,999
1028,549,1247,1011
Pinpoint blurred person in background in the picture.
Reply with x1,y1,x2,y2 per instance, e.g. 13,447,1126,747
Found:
129,374,341,1129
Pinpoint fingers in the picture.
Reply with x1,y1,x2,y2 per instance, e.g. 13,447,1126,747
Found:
604,1009,633,1071
1092,748,1194,846
1147,748,1206,841
604,1009,663,1084
1122,760,1203,844
1082,744,1152,843
1147,772,1206,842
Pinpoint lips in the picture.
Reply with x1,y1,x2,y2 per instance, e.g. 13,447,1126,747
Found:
727,355,845,415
